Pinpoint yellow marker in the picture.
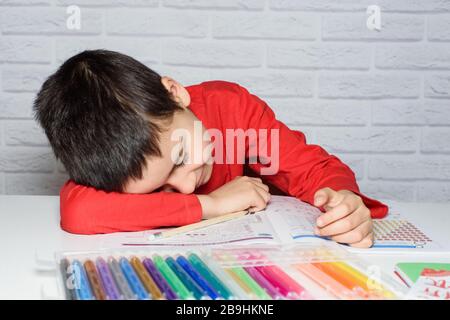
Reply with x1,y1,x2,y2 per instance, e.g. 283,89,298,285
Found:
225,269,258,299
130,256,164,300
332,262,395,299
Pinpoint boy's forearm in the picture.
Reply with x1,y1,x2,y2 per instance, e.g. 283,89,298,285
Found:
60,180,202,234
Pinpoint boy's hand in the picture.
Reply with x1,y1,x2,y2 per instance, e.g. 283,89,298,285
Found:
313,187,374,248
197,176,271,219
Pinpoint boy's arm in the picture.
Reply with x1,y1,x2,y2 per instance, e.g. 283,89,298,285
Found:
60,180,202,234
237,85,388,219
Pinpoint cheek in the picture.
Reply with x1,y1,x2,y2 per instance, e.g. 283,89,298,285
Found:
123,178,154,194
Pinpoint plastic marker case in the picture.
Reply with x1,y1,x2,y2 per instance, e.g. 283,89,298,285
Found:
55,243,406,300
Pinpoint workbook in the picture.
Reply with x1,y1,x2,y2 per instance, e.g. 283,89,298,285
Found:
100,196,446,252
395,263,450,287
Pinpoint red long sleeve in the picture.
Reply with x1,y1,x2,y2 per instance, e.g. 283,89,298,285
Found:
59,80,388,235
236,84,388,219
60,180,202,234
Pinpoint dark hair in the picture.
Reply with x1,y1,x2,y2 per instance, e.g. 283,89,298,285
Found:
33,49,183,192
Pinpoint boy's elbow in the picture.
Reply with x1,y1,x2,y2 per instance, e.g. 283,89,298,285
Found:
60,201,96,235
60,191,97,235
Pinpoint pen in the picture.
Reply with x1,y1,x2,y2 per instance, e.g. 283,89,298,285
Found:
96,257,122,300
142,258,178,300
187,253,235,299
166,256,209,300
108,257,136,300
59,258,75,300
153,254,193,300
72,260,94,300
243,266,283,300
119,257,149,300
312,262,370,299
130,256,164,300
198,254,247,300
176,255,221,300
84,260,107,300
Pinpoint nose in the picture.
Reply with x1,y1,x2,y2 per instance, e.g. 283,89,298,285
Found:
165,170,197,194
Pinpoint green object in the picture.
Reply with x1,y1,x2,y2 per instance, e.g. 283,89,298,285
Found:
188,253,233,299
153,255,193,299
229,266,272,300
395,262,450,286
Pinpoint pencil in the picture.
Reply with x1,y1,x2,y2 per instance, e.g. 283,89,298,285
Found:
148,210,251,241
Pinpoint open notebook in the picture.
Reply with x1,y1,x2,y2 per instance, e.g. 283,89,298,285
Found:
100,196,446,252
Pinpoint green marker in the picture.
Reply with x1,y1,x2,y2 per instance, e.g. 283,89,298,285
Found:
229,266,271,300
153,255,193,300
188,253,233,299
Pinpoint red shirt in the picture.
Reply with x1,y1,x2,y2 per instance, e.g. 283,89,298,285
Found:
60,81,388,234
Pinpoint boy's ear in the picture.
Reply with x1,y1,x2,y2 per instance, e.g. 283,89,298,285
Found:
161,76,188,109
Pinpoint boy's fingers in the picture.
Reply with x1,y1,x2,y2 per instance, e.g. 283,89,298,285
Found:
314,187,344,210
251,179,269,193
329,220,373,245
316,200,359,228
315,206,371,237
313,188,333,207
349,232,374,248
248,192,268,212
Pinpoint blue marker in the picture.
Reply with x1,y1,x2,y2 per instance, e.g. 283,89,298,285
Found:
119,257,149,300
108,257,135,300
176,255,220,300
165,257,209,300
72,260,94,300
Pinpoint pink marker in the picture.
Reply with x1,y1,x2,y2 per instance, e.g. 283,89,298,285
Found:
243,266,284,300
239,251,312,300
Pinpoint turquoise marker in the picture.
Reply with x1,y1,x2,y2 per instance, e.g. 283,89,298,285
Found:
187,253,233,299
119,257,149,300
165,256,209,300
72,260,94,300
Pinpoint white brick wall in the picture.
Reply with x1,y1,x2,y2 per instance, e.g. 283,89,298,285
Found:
0,1,449,202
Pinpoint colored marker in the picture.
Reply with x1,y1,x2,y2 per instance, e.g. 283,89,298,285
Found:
153,254,193,300
312,262,369,299
199,254,247,300
59,258,75,300
187,253,234,300
96,257,122,300
143,258,178,300
119,257,149,300
219,253,271,300
332,262,395,299
108,257,136,300
256,264,310,299
176,255,221,300
130,256,164,300
72,260,94,300
295,263,358,300
84,260,107,300
166,257,209,300
244,266,283,299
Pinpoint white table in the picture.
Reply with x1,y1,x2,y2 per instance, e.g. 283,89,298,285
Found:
0,195,449,299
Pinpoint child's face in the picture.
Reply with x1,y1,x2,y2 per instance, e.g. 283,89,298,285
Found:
123,77,213,194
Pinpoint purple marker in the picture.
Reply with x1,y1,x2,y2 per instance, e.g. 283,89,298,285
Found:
96,257,122,300
143,258,178,300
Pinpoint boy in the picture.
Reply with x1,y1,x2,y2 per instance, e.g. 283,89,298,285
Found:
33,50,388,248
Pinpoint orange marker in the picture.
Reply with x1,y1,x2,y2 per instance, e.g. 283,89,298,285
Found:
130,257,164,300
312,262,370,299
331,262,394,299
84,260,107,300
295,263,359,300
